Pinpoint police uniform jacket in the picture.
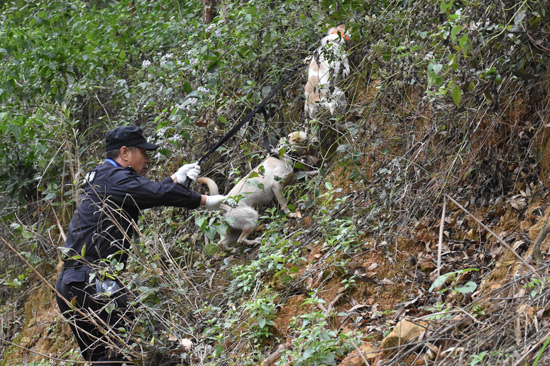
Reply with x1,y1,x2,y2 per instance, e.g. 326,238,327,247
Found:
60,160,202,281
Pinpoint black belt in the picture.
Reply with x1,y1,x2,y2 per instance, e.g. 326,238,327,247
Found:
62,260,89,269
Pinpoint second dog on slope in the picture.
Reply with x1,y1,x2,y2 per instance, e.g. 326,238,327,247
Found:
304,24,350,120
198,132,318,251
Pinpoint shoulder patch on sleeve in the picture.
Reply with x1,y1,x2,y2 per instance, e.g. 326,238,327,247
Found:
85,171,96,183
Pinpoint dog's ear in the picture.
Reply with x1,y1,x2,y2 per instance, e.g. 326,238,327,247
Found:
336,24,346,34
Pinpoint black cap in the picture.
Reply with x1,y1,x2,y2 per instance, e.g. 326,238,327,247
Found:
105,126,159,151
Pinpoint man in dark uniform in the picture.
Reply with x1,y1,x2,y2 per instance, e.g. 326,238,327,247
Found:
55,126,225,364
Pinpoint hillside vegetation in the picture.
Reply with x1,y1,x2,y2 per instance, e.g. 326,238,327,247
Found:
1,0,550,365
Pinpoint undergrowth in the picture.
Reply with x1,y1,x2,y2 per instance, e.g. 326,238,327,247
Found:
1,0,549,364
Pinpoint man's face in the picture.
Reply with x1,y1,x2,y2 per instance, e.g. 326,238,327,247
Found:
126,147,150,175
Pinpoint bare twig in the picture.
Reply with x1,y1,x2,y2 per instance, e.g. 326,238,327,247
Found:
512,328,550,366
437,197,446,278
0,235,138,361
531,224,550,263
262,342,290,366
350,339,371,366
0,338,88,364
445,195,540,277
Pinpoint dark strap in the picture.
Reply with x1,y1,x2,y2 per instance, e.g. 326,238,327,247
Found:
63,259,90,269
199,65,301,165
183,65,303,188
62,261,82,269
260,107,272,154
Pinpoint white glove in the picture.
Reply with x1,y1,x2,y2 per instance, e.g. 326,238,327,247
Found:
172,163,200,184
205,195,226,210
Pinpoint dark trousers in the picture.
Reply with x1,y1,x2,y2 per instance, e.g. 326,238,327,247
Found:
55,267,132,365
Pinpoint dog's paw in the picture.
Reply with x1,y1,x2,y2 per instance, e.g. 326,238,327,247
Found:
243,237,262,246
224,197,237,208
287,212,302,219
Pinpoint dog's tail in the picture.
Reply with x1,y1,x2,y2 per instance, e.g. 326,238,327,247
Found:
197,177,220,195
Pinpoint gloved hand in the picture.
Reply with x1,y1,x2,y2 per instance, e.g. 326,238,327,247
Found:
205,195,226,210
172,163,200,184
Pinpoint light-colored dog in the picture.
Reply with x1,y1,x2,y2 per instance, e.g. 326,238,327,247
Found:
304,24,350,119
198,132,318,249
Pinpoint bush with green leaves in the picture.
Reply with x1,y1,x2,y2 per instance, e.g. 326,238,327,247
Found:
276,292,361,366
244,295,277,345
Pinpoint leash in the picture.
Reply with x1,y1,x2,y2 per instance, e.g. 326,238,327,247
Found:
183,64,304,188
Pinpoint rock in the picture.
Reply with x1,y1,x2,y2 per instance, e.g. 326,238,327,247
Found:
380,319,427,357
338,343,377,366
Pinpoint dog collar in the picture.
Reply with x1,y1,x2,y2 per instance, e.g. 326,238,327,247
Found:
332,30,350,43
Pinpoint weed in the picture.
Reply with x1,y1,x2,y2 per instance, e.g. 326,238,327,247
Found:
244,296,277,344
276,292,361,366
429,268,479,302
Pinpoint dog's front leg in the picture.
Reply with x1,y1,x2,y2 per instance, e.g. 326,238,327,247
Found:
272,181,295,217
237,227,260,246
342,57,350,79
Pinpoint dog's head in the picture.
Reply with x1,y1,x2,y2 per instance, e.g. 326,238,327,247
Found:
325,24,350,47
273,131,310,157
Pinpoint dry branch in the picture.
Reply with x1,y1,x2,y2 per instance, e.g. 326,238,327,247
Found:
262,342,290,366
445,195,539,277
531,224,550,263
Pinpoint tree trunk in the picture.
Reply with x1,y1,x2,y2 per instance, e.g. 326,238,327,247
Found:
203,0,216,24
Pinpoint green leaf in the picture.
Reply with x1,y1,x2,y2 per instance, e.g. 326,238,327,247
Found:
81,243,86,258
429,273,449,292
440,0,453,13
450,82,462,107
459,35,472,55
205,243,218,255
450,25,462,43
195,216,206,229
302,348,314,360
428,63,443,87
278,146,287,159
207,58,219,72
447,54,458,70
105,302,115,314
8,123,22,141
429,63,443,75
336,144,350,152
183,82,192,93
455,281,477,294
